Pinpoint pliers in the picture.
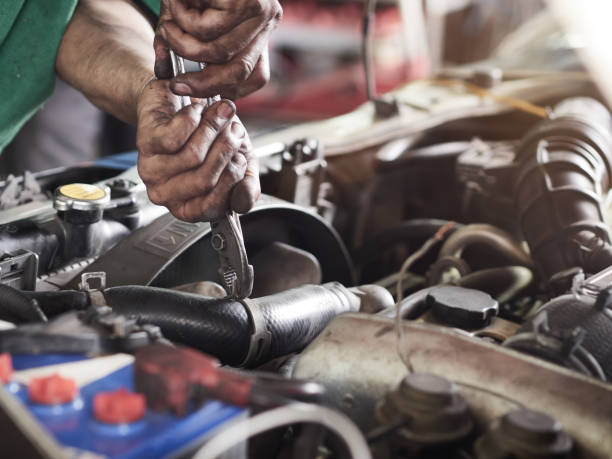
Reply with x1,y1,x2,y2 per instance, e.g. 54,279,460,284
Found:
169,50,254,299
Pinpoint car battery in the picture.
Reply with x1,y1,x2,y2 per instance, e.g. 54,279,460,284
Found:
1,353,247,459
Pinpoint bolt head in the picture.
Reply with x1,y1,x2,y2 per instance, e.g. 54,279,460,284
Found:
211,234,226,251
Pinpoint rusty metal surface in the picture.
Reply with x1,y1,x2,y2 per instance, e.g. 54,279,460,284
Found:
293,313,612,458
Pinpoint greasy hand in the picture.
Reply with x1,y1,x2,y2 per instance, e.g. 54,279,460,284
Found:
154,0,282,99
136,79,260,222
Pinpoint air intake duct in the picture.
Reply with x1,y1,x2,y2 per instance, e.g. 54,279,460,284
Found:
514,97,612,280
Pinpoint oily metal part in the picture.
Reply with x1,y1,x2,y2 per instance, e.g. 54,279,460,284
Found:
62,194,353,289
252,73,594,157
292,313,612,458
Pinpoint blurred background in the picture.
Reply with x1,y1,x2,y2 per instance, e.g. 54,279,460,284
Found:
0,0,566,177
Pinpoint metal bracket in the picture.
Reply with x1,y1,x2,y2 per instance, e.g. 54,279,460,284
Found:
0,250,38,291
238,298,271,368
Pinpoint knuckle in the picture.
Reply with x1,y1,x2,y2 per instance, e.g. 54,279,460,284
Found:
227,161,246,183
252,67,269,90
252,0,265,16
161,134,182,153
233,58,255,83
174,206,196,223
136,162,153,184
195,169,215,194
210,43,232,63
233,152,248,169
219,131,241,154
136,136,148,155
202,115,223,135
183,142,204,167
146,187,165,206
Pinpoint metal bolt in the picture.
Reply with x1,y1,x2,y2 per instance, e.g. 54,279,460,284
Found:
211,233,226,251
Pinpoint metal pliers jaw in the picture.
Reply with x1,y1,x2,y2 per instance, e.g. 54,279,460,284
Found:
168,49,254,300
210,211,254,299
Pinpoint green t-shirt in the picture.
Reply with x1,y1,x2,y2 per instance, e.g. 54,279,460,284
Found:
0,0,160,152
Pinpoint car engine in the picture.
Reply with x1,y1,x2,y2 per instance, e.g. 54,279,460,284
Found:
1,33,612,459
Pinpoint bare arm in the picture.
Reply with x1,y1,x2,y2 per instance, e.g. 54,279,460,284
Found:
56,0,155,124
54,0,260,220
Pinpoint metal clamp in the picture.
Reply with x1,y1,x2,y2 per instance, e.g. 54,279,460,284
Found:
238,298,271,367
78,272,107,306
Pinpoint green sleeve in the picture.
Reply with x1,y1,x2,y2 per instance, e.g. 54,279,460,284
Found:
0,1,78,152
141,0,161,16
0,0,161,153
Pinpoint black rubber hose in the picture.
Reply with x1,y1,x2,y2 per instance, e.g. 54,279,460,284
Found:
0,285,47,323
438,224,534,269
103,283,358,367
22,291,90,318
455,266,534,303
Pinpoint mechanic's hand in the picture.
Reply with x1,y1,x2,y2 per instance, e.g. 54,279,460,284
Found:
154,0,282,100
136,79,260,222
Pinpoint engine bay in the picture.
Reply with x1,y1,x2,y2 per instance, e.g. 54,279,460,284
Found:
1,59,612,458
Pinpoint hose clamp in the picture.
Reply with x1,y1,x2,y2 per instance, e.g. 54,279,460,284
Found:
238,298,271,367
78,272,107,306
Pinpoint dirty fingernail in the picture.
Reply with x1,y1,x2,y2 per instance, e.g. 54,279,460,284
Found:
172,82,192,96
217,101,236,119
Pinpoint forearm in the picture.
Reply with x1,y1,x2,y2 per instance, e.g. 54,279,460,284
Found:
56,0,155,124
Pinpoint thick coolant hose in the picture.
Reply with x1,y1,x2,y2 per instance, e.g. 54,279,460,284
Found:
24,291,90,317
514,97,612,279
103,283,359,367
0,285,47,323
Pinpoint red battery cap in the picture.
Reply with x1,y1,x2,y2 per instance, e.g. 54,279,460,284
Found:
28,374,78,405
0,354,13,384
94,388,146,424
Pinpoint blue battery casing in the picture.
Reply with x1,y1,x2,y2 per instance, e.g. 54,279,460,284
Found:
7,354,246,459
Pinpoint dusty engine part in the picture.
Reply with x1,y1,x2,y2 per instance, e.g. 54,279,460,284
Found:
0,250,38,291
250,241,322,297
0,284,46,324
454,266,534,304
0,171,47,210
0,213,129,278
377,285,498,327
374,373,473,456
514,97,612,280
427,285,498,329
64,195,354,291
0,169,162,281
102,283,359,367
474,409,574,459
349,284,395,314
438,224,533,270
0,303,164,355
292,314,612,458
53,183,113,263
455,140,518,230
276,139,327,209
171,281,227,298
505,286,612,381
